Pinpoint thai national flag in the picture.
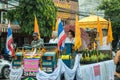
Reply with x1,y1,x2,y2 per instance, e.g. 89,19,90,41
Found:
58,19,66,51
6,23,15,56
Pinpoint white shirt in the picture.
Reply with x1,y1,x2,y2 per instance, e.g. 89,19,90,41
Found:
97,36,111,50
49,38,58,43
65,37,74,44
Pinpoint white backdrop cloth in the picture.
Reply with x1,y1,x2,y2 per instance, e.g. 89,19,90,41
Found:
9,55,115,80
80,60,115,80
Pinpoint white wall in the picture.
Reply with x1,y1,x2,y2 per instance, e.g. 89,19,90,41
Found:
78,0,104,19
8,0,19,9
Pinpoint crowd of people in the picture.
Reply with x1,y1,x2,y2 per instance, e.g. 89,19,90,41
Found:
31,30,75,49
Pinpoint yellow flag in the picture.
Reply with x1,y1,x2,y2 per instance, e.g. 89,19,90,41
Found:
52,26,55,31
55,18,59,31
75,15,82,50
34,16,40,38
107,21,113,44
93,42,97,50
97,17,103,46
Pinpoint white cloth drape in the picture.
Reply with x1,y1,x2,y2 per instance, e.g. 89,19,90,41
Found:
36,59,64,80
9,66,23,80
36,55,80,80
9,55,115,80
63,54,80,80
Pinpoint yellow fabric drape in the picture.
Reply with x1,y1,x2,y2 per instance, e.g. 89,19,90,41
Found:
107,21,113,44
97,17,103,46
34,16,40,38
75,15,82,50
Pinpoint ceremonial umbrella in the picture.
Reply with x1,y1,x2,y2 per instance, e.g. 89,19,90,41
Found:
79,15,108,29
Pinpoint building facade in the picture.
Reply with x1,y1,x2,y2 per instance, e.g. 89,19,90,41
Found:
0,0,79,51
0,0,21,51
53,0,79,26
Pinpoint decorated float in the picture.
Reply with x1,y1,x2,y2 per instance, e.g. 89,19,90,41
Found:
9,14,114,80
11,43,75,79
78,14,112,64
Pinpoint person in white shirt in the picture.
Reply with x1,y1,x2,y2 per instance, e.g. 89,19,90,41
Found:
65,30,75,44
49,31,58,43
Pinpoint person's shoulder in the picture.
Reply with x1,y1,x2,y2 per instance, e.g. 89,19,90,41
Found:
49,39,53,41
38,38,43,41
65,37,69,40
55,38,58,40
49,39,53,43
38,38,44,42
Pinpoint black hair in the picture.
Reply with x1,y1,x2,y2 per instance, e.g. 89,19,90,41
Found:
116,48,120,52
68,30,75,37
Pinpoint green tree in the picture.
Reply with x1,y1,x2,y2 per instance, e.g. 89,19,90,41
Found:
98,0,120,37
7,0,57,37
98,0,120,50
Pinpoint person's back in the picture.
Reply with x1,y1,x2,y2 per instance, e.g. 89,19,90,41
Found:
31,38,44,48
114,49,120,80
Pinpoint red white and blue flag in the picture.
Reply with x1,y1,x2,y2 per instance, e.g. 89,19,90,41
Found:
6,23,15,56
58,19,66,51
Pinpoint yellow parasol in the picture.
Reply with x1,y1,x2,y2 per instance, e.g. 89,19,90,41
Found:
79,15,108,29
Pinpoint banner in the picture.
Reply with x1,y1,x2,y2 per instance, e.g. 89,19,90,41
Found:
24,58,39,76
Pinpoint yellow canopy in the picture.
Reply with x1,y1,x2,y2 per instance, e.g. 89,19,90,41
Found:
79,15,108,29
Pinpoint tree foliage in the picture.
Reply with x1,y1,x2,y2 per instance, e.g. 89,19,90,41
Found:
7,0,57,37
98,0,120,37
